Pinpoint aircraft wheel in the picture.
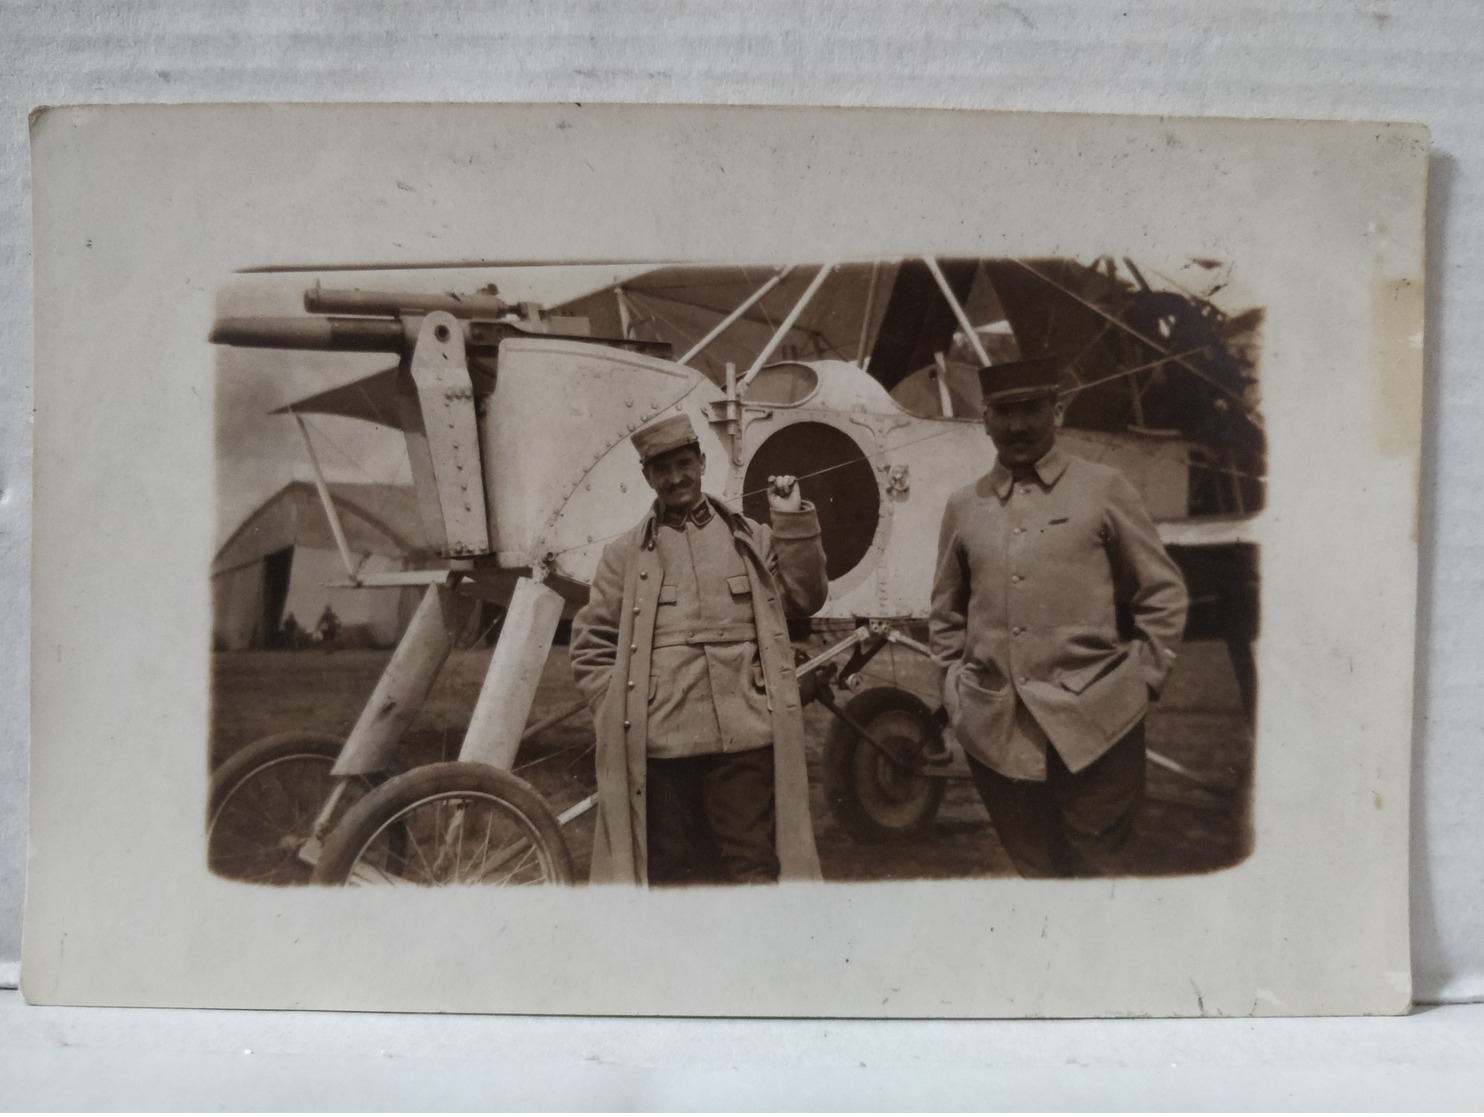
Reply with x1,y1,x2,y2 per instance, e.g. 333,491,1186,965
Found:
208,732,374,885
311,762,575,886
822,687,945,844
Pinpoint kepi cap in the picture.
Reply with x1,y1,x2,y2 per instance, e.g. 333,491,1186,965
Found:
978,353,1064,404
631,413,700,465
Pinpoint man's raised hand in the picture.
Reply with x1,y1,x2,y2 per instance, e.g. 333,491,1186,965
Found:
767,474,803,513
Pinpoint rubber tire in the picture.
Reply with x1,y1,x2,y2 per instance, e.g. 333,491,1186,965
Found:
207,731,357,885
822,687,946,844
311,761,575,886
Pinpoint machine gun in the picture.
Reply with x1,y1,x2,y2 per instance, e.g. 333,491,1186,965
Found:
212,287,671,562
211,284,671,358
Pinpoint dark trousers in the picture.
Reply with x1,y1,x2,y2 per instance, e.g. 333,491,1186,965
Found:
967,721,1146,878
645,746,780,886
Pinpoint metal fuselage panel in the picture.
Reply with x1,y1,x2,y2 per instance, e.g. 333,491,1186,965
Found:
482,342,1195,622
480,339,703,574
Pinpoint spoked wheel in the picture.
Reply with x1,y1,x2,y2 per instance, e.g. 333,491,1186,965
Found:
310,761,575,886
207,732,375,885
823,687,946,844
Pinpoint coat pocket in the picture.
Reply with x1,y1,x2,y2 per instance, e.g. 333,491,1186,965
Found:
657,584,679,605
727,574,752,597
1062,647,1147,742
749,654,774,711
1059,648,1130,695
953,666,1010,751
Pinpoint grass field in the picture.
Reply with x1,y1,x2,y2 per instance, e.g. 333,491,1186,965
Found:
211,637,1253,883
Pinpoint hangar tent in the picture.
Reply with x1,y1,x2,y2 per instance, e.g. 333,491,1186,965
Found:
211,481,428,650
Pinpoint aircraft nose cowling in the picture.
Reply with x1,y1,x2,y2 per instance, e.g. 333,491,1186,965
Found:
479,338,719,583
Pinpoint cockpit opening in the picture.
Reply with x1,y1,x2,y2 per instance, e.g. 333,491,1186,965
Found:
741,363,820,407
742,421,880,582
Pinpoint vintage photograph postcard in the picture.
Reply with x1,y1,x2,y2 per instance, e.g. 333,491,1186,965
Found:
25,104,1425,1016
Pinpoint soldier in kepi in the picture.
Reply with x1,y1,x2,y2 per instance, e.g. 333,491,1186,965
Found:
570,414,829,886
930,354,1189,878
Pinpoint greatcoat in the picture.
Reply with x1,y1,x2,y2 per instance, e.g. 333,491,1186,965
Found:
570,496,828,885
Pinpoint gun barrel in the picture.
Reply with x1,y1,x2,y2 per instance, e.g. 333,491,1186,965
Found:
209,316,406,352
304,287,509,318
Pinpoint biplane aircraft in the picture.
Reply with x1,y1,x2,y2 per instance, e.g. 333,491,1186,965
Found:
207,256,1263,886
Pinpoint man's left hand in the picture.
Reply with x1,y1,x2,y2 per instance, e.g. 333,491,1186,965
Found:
767,474,803,513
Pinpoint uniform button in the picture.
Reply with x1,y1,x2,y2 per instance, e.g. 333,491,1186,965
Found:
623,719,631,729
1014,527,1025,535
1018,676,1028,685
629,644,637,652
1011,574,1022,583
640,571,648,580
627,679,635,689
1012,626,1024,635
632,607,641,615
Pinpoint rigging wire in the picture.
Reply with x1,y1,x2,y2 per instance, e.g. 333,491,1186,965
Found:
1013,258,1261,422
297,369,1262,584
351,375,399,430
628,293,705,355
297,413,398,488
545,392,1266,563
545,420,972,560
294,412,413,554
1062,319,1116,387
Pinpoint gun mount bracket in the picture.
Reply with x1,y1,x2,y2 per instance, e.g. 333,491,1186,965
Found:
409,311,492,558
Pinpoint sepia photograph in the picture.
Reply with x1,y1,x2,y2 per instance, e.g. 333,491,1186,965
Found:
25,104,1422,1017
208,256,1263,889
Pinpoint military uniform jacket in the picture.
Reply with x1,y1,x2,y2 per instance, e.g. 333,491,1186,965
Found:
929,446,1189,779
570,496,829,885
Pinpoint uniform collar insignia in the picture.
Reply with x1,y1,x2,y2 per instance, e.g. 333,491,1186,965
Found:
643,494,742,549
660,498,715,531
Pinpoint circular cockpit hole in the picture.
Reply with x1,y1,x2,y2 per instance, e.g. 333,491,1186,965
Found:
743,422,880,582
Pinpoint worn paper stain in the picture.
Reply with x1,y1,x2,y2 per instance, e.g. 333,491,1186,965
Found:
1369,271,1425,540
1370,275,1424,460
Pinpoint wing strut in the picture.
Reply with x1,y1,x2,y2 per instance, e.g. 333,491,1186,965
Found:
739,263,836,388
856,261,882,366
679,266,794,365
923,256,992,367
291,410,360,583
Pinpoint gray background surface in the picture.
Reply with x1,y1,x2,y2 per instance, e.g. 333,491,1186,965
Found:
1,0,1480,1105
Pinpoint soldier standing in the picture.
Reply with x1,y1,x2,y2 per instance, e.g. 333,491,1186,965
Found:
316,604,341,652
570,414,829,886
930,355,1189,877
